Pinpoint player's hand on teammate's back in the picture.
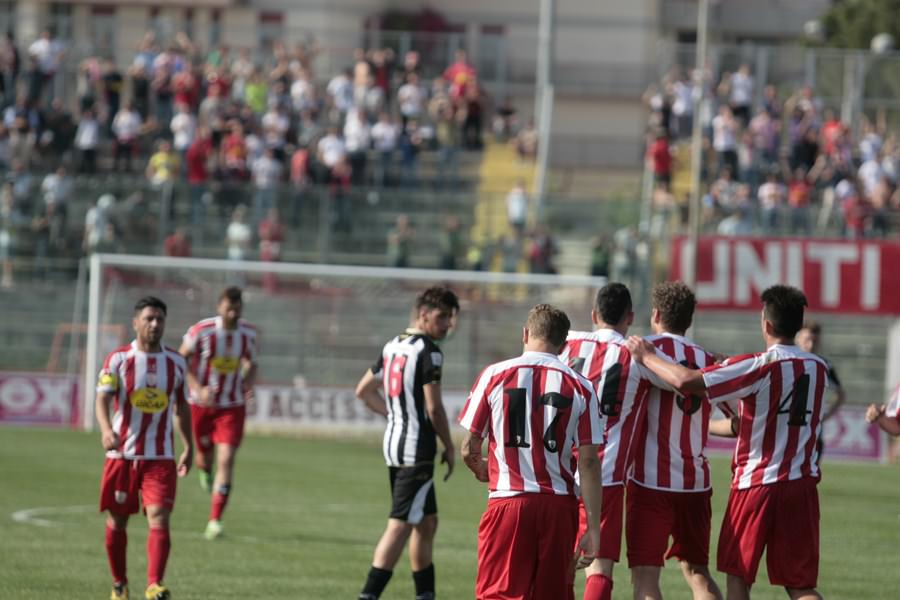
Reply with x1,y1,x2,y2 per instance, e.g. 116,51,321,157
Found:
176,448,193,477
198,386,214,406
441,446,455,481
865,404,885,423
625,336,653,363
101,429,120,451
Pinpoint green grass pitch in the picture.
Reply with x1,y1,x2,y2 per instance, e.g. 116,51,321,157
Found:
1,427,898,599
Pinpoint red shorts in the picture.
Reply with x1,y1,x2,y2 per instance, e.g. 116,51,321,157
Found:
717,478,819,588
99,458,177,515
476,494,578,600
625,481,712,567
577,484,624,562
191,404,246,452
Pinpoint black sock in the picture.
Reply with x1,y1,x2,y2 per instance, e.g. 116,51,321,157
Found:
412,563,435,599
359,566,392,599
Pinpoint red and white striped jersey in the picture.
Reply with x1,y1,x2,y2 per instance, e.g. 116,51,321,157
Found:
886,384,900,424
561,329,670,486
458,351,604,499
97,341,188,460
631,333,716,492
182,317,258,408
701,344,829,490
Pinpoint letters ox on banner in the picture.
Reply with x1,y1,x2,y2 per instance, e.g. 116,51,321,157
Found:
669,236,900,314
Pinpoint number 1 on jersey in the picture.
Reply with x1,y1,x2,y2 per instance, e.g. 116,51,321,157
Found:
504,387,573,452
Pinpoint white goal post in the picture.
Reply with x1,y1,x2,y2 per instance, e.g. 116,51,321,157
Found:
83,253,607,431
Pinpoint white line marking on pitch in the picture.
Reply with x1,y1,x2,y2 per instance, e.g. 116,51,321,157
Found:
10,504,266,543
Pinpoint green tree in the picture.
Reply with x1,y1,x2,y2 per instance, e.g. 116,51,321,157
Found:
821,0,900,49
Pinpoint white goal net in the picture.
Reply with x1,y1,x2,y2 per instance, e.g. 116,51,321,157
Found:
83,254,606,432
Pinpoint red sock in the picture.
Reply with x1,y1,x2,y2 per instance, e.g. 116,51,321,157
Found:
584,574,613,600
104,525,127,585
146,527,170,586
210,490,229,521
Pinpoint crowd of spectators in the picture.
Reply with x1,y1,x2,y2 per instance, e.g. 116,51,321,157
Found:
0,27,497,284
645,63,900,239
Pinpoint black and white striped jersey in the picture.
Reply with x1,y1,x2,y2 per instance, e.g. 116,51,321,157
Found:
372,328,444,467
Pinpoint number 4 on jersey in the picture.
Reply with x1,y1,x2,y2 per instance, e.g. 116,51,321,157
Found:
777,373,811,426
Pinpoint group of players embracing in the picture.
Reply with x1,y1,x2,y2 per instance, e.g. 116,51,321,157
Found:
357,282,832,600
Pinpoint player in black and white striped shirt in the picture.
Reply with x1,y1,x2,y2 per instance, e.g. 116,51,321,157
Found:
354,286,460,600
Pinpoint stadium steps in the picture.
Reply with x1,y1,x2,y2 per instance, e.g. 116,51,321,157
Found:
470,141,536,265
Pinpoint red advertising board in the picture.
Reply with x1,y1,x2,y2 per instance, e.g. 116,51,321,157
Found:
669,236,900,314
0,372,79,427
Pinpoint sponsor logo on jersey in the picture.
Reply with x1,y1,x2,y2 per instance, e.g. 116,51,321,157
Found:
98,372,118,389
129,387,168,414
212,356,239,374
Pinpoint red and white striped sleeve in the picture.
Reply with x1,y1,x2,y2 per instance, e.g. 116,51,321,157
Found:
243,325,259,365
886,384,900,423
634,345,678,392
458,366,495,438
701,353,767,405
576,374,605,447
97,349,123,393
182,323,201,354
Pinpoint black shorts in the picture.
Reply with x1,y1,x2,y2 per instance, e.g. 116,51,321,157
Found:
388,464,436,524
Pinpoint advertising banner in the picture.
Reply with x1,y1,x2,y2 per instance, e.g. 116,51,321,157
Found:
0,372,79,426
669,236,900,315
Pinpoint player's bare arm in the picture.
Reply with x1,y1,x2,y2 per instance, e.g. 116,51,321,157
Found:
178,342,209,406
424,382,455,481
574,445,603,569
626,336,706,395
460,431,488,482
355,369,388,417
709,415,739,438
174,390,194,477
95,390,120,451
866,404,900,436
241,359,258,400
823,384,847,421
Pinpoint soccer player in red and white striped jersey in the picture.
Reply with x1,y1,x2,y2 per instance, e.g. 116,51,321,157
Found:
96,296,193,600
627,285,828,600
179,287,258,540
626,282,726,600
865,383,900,436
459,304,605,600
559,283,671,600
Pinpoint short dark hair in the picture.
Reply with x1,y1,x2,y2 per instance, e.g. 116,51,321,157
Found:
651,281,696,334
219,286,243,304
800,320,821,336
760,285,807,338
415,286,460,314
526,304,570,348
134,296,167,315
594,283,632,326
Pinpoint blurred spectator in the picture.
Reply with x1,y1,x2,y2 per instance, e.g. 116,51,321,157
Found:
290,68,316,114
41,99,76,162
317,125,346,181
28,28,64,102
712,105,738,178
329,157,353,232
515,119,538,163
439,215,463,270
74,108,100,173
186,126,213,228
258,207,285,293
83,194,115,254
0,183,25,287
220,122,249,180
590,235,612,278
371,112,398,187
344,108,370,186
31,197,67,277
170,102,196,157
164,227,192,257
398,72,424,131
40,166,72,219
327,68,354,116
226,205,252,261
387,214,415,268
288,144,310,227
1,32,20,107
758,171,786,233
528,226,558,274
8,159,33,210
506,179,528,236
434,102,460,190
146,139,180,186
670,72,693,139
112,102,142,172
261,103,289,159
726,64,754,127
461,80,485,150
499,234,523,273
786,166,812,235
717,202,755,236
251,147,283,226
399,120,423,187
444,49,476,104
648,131,672,192
493,97,518,142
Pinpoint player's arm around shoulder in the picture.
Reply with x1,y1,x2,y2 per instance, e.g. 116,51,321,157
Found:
866,404,900,436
